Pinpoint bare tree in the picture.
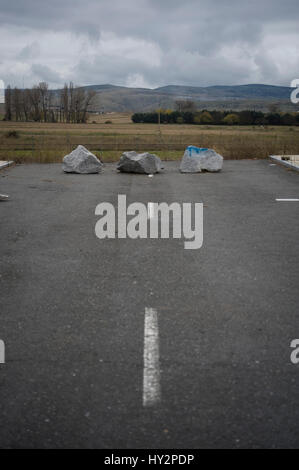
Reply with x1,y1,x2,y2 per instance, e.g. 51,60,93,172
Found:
60,83,96,123
22,89,31,121
12,88,22,121
73,87,85,123
69,82,75,123
4,86,12,121
81,89,96,123
61,83,69,123
38,82,50,122
29,86,42,121
5,81,97,123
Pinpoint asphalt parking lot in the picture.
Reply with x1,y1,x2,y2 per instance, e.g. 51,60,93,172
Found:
0,160,298,449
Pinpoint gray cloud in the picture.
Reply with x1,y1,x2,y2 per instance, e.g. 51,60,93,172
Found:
0,0,298,88
18,41,40,60
31,64,62,83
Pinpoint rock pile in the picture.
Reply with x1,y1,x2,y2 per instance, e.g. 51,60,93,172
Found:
63,145,103,174
180,146,223,173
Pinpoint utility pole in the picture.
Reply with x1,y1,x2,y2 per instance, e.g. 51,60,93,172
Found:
157,100,165,151
158,106,161,131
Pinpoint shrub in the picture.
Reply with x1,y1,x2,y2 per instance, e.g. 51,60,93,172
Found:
5,130,20,138
199,111,214,124
131,110,298,126
223,114,240,125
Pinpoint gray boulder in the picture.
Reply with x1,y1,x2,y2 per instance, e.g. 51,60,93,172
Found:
117,151,162,174
180,146,223,173
63,145,103,174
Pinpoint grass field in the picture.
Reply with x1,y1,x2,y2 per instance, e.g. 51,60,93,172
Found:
0,113,299,164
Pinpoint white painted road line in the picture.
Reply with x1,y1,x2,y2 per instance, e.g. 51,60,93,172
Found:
148,202,155,220
143,308,161,407
276,199,299,202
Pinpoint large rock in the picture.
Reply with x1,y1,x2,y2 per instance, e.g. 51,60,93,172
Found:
117,151,162,174
63,145,103,174
180,146,223,173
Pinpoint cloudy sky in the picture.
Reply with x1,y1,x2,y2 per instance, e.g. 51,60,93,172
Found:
0,0,298,89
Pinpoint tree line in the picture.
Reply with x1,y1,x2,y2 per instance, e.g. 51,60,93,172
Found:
4,82,96,123
132,110,299,126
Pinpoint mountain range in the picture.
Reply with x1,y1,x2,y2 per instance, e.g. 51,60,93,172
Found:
85,83,295,113
0,83,295,116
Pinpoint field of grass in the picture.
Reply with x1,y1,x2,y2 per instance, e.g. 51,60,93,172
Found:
0,113,298,164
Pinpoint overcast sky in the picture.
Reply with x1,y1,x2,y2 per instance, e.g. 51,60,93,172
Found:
0,0,298,89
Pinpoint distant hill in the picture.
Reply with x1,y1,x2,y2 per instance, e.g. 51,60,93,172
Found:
84,83,295,113
154,84,292,100
0,84,296,115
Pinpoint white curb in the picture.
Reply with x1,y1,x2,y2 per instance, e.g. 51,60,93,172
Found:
0,161,14,171
269,155,299,173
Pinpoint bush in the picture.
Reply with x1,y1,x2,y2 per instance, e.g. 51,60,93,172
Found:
266,113,282,125
5,130,20,138
199,111,213,124
131,110,298,126
282,113,296,126
105,120,113,124
223,114,240,125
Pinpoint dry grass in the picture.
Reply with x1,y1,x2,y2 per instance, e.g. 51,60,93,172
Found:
0,113,298,163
